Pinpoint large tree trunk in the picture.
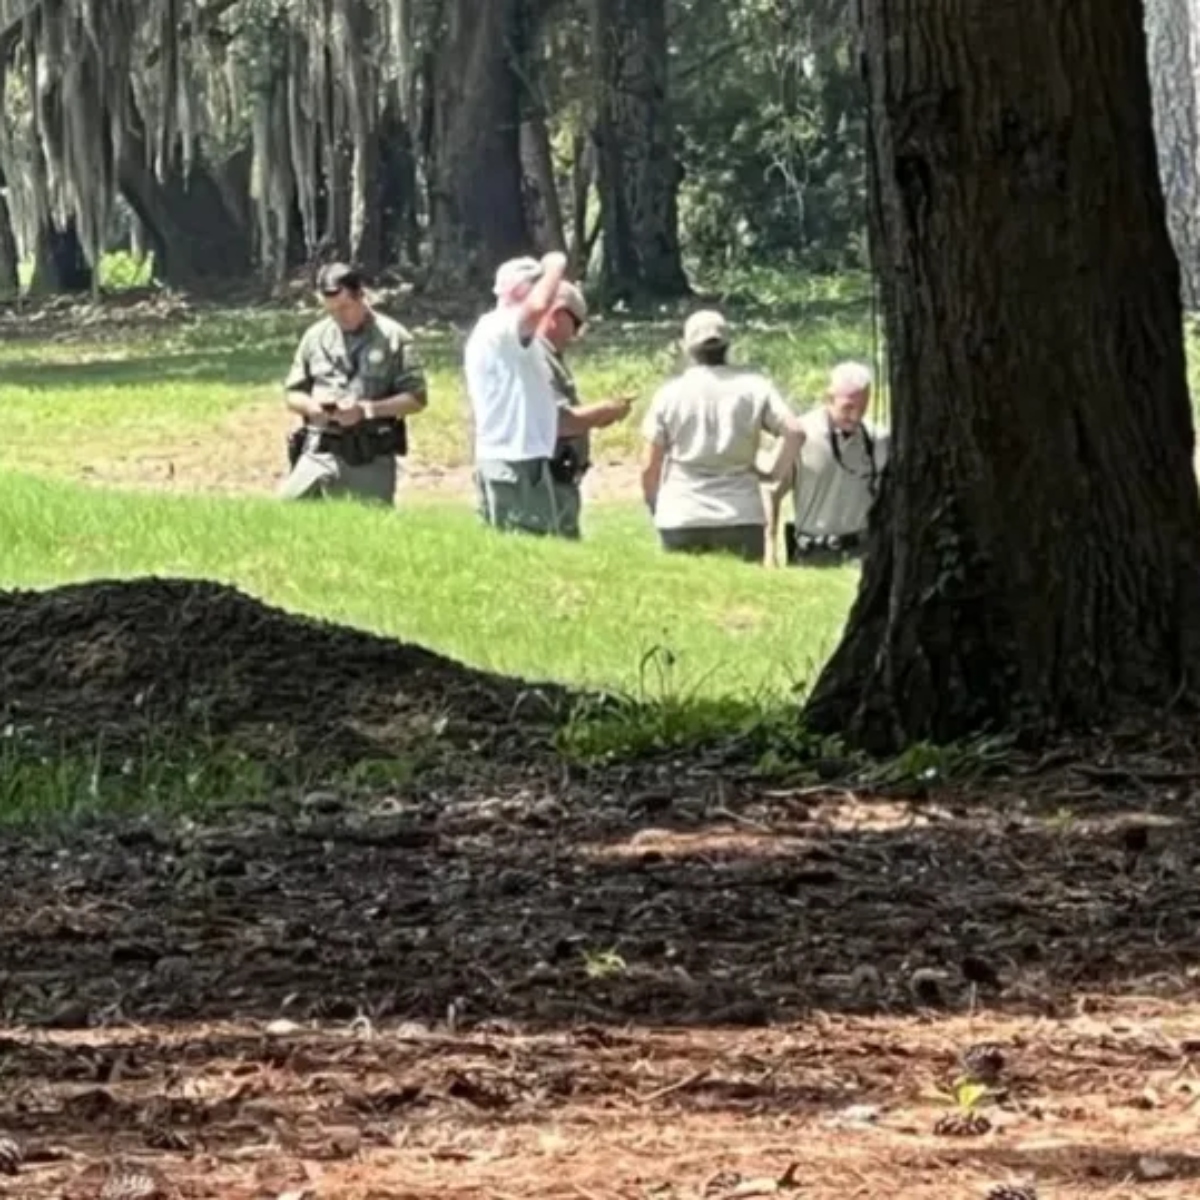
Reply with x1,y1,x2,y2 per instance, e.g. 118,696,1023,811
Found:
0,167,18,299
589,0,689,301
804,0,1200,753
118,138,254,291
1145,0,1200,307
29,220,92,295
379,101,422,269
427,0,534,287
520,110,566,254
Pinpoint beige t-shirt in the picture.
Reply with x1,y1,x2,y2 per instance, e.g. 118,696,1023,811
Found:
642,365,794,529
791,406,889,538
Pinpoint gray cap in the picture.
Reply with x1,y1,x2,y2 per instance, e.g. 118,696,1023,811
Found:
553,281,589,324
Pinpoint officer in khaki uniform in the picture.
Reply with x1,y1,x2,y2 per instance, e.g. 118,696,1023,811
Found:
641,310,805,563
281,263,427,504
537,282,632,538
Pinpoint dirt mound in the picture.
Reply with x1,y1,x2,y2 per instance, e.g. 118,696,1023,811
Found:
0,578,569,762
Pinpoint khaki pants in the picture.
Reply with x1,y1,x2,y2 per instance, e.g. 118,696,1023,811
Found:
280,448,396,505
475,458,562,536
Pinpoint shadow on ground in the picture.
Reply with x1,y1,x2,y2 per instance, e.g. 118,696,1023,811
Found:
3,576,1200,1197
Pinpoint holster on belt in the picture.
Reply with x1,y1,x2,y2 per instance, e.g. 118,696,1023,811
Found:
784,524,863,565
549,442,587,486
308,420,403,467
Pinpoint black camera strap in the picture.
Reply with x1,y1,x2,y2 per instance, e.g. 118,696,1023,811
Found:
827,413,879,495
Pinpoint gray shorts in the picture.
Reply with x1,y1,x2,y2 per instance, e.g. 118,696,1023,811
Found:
475,458,562,536
659,524,766,563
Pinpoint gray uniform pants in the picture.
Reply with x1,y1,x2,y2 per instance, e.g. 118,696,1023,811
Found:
659,524,766,563
475,457,563,536
280,447,396,504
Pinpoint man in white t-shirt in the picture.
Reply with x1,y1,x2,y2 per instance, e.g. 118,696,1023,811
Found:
465,251,574,535
766,361,890,566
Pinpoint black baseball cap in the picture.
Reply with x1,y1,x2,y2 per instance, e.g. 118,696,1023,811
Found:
316,262,364,295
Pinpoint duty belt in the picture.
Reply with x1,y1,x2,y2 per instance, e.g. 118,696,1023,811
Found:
784,526,865,565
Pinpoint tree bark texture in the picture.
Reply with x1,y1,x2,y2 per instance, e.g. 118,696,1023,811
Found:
1145,0,1200,307
0,168,18,299
428,0,534,286
520,109,566,254
118,140,254,291
804,0,1200,752
29,220,92,294
589,0,689,300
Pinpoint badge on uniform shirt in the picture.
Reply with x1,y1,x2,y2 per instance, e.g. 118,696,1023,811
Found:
368,348,385,365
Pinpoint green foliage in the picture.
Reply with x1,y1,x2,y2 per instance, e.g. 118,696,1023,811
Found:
672,0,867,271
0,730,273,826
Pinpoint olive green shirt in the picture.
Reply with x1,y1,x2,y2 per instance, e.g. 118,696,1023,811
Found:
540,338,589,468
285,311,426,407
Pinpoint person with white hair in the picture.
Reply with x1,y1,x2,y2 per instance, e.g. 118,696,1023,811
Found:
464,251,576,535
766,359,890,566
640,309,806,563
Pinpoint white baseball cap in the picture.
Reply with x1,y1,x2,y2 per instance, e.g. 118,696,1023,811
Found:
493,256,544,299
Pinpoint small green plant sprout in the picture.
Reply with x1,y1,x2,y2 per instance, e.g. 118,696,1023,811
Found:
582,948,627,980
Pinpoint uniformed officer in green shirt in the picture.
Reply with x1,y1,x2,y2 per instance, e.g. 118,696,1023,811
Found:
537,282,632,538
280,263,428,504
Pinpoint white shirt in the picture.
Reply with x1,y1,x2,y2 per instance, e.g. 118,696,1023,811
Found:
464,306,559,461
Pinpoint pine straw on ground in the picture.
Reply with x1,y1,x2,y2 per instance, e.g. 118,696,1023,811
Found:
1,1004,1199,1200
2,747,1200,1196
3,578,1200,1196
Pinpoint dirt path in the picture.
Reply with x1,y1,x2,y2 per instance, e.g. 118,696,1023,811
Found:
68,400,647,505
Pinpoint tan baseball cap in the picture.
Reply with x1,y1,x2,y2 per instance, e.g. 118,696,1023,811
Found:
682,309,730,351
553,281,588,324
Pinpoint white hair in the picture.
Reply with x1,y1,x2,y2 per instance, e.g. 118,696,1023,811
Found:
829,361,873,395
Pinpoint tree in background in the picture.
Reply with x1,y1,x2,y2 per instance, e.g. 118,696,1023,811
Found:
1145,0,1200,306
805,0,1200,751
0,0,868,296
589,0,688,300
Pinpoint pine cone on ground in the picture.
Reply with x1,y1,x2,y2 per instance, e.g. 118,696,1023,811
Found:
0,1135,22,1174
99,1168,167,1200
983,1186,1037,1200
933,1110,992,1137
961,1041,1007,1084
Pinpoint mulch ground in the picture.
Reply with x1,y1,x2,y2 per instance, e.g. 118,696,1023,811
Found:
2,579,1200,1197
0,578,571,765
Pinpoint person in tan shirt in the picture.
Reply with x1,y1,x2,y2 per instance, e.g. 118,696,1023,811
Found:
640,311,806,563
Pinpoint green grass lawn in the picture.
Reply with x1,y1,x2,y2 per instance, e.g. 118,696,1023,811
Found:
6,268,1200,777
0,471,857,702
0,273,877,476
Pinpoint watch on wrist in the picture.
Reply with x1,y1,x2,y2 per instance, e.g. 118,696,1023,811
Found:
363,401,376,421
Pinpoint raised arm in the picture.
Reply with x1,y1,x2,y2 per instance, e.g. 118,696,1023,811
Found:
516,252,569,342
